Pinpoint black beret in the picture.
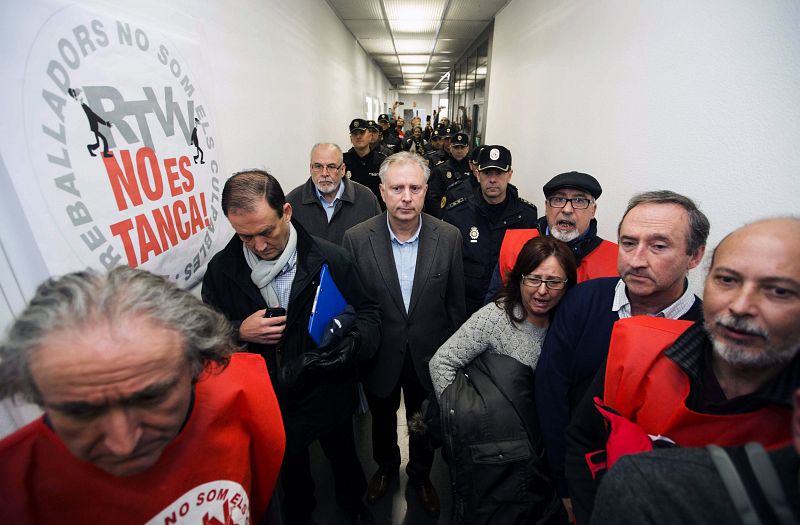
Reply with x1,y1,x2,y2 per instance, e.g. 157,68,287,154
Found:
543,171,602,199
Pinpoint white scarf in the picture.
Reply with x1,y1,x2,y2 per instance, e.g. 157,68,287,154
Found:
243,222,298,308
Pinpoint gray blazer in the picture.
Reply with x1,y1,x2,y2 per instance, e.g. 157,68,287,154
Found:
343,212,467,397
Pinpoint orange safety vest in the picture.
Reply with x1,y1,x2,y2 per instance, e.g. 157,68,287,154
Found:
498,229,618,285
603,317,791,451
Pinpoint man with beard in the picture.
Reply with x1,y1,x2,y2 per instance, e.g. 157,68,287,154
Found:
483,171,619,302
535,190,708,522
287,143,381,245
566,217,800,524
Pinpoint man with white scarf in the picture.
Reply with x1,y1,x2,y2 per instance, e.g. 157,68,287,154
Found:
202,169,380,525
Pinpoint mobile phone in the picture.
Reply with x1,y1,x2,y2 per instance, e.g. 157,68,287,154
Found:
264,307,286,318
426,115,431,122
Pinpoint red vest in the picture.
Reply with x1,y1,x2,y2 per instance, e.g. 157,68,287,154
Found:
0,353,286,525
603,317,791,451
498,229,618,284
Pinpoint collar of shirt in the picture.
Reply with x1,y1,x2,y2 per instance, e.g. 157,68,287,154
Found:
612,278,696,319
386,213,422,245
315,179,345,208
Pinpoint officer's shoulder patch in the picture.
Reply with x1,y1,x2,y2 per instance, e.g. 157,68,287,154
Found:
520,197,537,210
445,197,467,210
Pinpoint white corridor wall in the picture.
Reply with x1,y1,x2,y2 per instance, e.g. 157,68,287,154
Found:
486,0,800,295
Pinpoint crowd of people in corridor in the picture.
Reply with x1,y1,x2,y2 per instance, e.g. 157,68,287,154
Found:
0,111,798,525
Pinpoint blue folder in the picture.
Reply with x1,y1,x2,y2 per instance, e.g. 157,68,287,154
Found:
308,263,347,345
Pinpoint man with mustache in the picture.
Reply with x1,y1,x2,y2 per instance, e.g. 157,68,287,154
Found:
535,190,708,522
483,171,619,303
287,143,381,245
566,217,800,524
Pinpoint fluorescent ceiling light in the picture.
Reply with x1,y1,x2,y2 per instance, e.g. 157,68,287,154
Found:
398,55,430,65
395,39,434,54
401,65,426,74
390,19,437,34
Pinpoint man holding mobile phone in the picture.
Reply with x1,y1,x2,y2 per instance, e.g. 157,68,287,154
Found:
203,169,380,525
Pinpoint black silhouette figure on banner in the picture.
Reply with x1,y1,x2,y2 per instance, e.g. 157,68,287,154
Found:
68,87,113,158
191,118,205,164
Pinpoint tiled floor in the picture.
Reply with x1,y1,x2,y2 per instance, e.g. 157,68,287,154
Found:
309,400,452,524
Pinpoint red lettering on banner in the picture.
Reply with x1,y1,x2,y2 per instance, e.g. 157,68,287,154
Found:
102,147,194,211
109,193,209,267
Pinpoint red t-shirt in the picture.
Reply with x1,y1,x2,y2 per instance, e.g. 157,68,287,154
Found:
0,353,285,525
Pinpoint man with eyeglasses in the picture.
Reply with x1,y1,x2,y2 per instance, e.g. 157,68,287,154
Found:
343,118,388,210
343,152,466,518
441,145,538,316
424,132,472,217
534,190,708,523
484,172,619,303
287,143,381,245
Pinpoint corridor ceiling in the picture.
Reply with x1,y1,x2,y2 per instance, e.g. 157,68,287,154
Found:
326,0,510,94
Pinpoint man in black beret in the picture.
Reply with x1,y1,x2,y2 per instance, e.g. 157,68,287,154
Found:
486,171,620,303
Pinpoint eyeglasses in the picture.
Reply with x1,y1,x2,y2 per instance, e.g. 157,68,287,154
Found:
521,275,568,290
547,196,593,209
311,163,342,173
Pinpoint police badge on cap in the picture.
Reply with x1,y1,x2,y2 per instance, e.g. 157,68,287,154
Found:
477,145,512,172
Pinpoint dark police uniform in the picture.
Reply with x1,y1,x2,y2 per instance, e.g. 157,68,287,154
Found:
425,133,472,217
367,120,393,156
441,144,538,316
377,113,402,154
344,147,387,210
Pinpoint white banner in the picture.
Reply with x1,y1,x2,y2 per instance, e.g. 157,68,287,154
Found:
2,2,227,288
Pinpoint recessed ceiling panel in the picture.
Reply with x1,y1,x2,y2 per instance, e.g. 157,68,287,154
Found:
397,54,431,65
438,20,489,39
434,38,470,54
327,0,384,20
358,38,398,54
444,0,509,21
394,39,435,54
383,0,447,21
388,19,438,35
345,19,390,39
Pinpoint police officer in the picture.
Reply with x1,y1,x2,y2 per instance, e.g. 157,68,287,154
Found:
423,129,442,154
377,113,401,153
441,145,538,315
343,118,387,209
367,120,393,156
439,145,483,213
426,126,456,168
425,132,472,217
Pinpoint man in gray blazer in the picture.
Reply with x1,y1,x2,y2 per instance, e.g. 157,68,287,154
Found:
343,152,466,518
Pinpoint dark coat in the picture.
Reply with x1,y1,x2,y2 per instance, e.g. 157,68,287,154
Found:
439,353,565,525
441,184,538,315
201,220,381,454
342,213,466,397
286,177,381,245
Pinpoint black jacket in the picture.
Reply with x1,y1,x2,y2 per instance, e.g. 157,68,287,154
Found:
201,221,381,454
442,184,538,315
426,156,472,217
439,353,565,525
343,147,387,209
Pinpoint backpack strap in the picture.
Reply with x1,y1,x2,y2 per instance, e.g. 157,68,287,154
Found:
707,445,761,525
743,443,795,525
